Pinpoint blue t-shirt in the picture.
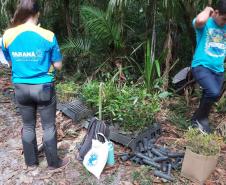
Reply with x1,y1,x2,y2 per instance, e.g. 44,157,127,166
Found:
192,18,226,73
2,22,62,84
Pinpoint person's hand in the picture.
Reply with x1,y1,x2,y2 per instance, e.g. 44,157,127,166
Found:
204,6,214,17
195,6,214,28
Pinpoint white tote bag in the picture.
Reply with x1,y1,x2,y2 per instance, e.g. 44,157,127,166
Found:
83,133,109,179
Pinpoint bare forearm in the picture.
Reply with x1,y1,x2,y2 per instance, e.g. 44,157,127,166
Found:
195,7,214,28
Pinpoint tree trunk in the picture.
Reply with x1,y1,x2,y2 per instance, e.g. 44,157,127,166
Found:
75,0,81,35
208,0,212,5
64,0,73,38
179,0,196,49
163,22,173,90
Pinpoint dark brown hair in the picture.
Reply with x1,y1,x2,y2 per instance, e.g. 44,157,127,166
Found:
11,0,40,27
216,0,226,15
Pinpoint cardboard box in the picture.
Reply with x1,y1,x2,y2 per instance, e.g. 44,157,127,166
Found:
181,148,218,184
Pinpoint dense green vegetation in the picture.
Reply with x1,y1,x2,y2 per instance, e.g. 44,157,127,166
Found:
1,0,224,130
56,81,161,130
185,128,223,156
1,0,217,81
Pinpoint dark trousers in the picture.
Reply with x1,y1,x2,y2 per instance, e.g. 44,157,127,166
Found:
192,66,224,102
14,83,60,167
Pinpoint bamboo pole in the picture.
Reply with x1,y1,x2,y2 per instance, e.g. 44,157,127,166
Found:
98,82,104,120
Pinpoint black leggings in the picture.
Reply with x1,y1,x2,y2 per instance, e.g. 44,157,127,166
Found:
14,83,61,167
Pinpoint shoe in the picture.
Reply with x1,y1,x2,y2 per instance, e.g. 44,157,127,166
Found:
192,119,211,134
48,157,70,171
192,98,214,134
24,164,38,170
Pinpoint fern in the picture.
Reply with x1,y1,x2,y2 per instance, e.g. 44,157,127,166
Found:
61,37,91,57
81,6,122,49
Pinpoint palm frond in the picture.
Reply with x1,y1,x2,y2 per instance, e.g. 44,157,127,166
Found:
61,37,91,57
81,5,122,49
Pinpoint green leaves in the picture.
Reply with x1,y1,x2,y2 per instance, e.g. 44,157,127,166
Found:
61,37,91,57
56,81,79,102
80,81,160,131
144,39,161,92
185,128,223,156
81,5,122,49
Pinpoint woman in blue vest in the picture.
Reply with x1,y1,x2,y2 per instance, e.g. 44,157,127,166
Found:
2,0,69,169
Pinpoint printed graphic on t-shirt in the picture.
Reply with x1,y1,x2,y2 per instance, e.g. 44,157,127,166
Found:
11,49,44,62
205,28,226,57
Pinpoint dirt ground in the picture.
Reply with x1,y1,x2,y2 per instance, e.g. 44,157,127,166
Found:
0,65,226,185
